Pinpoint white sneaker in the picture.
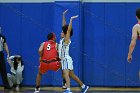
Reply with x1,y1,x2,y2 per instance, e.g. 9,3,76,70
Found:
16,86,20,91
62,83,67,89
81,86,89,93
34,88,40,93
63,90,72,93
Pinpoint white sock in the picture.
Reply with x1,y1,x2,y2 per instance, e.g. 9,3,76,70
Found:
66,88,70,91
81,84,85,89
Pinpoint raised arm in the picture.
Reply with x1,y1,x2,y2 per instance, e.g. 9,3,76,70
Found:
7,56,15,67
127,25,138,62
62,9,68,26
64,15,78,44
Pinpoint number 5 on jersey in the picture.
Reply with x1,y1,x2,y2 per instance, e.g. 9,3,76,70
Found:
47,44,51,50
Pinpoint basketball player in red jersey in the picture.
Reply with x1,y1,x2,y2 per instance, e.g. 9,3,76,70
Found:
127,8,140,62
34,32,61,93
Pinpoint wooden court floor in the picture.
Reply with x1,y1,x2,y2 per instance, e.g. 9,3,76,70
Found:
1,87,140,93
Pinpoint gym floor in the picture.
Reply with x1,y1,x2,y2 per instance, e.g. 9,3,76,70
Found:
1,87,140,93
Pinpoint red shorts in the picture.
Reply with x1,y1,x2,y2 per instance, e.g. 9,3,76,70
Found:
39,61,61,74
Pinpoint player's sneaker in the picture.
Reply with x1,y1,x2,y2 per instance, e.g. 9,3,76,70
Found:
16,85,20,91
62,83,67,89
63,89,72,93
81,85,89,93
34,87,40,93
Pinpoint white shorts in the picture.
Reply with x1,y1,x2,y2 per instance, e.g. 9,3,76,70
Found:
61,57,73,70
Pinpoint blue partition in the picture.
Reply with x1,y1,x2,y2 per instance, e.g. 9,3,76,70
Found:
83,2,140,87
0,1,140,87
83,3,105,86
104,3,126,86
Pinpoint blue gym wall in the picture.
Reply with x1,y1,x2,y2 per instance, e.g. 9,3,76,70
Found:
0,1,140,87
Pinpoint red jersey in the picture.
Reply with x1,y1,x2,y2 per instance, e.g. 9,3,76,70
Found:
41,40,58,61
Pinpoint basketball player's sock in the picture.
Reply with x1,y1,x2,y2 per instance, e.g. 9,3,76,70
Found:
63,79,66,84
36,86,40,89
81,84,85,89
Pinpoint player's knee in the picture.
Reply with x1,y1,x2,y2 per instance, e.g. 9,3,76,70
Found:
38,71,43,75
63,72,69,78
64,73,68,77
69,72,74,78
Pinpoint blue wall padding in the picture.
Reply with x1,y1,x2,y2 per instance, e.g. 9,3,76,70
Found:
0,2,140,87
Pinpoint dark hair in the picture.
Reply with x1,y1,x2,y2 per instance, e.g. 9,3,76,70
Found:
47,32,55,40
136,8,140,20
13,56,23,70
62,25,73,37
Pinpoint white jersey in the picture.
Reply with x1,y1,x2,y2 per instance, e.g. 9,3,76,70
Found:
59,38,73,70
59,38,71,59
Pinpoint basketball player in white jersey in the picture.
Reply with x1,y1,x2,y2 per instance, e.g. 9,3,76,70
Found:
127,8,140,62
59,9,89,93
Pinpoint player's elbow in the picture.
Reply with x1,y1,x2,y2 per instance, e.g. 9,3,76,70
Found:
38,50,42,56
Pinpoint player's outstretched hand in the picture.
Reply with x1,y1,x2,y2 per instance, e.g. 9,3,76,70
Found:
63,9,68,15
127,54,132,63
71,15,79,20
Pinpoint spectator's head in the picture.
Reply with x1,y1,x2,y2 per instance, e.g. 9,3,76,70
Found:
14,56,23,70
